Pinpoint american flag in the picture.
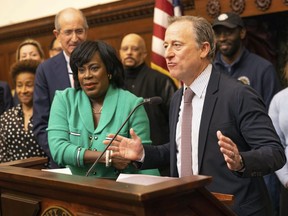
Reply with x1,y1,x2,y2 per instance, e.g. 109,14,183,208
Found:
151,0,182,87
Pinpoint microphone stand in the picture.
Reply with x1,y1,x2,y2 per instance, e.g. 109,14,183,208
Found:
85,101,147,177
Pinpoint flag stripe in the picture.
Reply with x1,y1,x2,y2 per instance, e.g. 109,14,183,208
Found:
152,24,166,41
151,0,182,87
152,52,168,71
153,8,171,28
152,36,165,56
155,0,173,14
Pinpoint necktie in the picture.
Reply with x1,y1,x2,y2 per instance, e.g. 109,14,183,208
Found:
181,87,194,177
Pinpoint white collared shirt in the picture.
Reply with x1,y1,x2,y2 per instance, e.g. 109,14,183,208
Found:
63,51,74,88
176,64,212,176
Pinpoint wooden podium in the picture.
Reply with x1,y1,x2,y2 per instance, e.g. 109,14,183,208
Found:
0,157,236,216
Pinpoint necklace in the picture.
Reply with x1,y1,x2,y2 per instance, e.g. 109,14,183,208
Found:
92,106,103,114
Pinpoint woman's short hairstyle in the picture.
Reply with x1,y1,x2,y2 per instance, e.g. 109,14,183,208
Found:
10,60,40,84
15,38,45,62
70,40,124,90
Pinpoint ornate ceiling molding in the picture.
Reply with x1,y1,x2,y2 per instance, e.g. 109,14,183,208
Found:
230,0,246,14
206,0,288,18
255,0,272,11
0,0,194,42
0,0,154,41
206,0,221,18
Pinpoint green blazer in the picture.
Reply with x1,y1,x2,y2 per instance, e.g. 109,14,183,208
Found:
47,85,159,177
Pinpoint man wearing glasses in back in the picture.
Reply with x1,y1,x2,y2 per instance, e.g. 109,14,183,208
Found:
33,8,88,168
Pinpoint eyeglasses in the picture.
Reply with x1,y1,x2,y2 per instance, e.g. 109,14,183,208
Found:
59,28,86,37
50,47,62,52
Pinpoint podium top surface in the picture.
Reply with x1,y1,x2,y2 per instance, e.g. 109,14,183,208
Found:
0,165,212,202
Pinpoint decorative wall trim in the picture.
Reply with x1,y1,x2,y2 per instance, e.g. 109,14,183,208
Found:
0,0,194,42
255,0,272,11
230,0,246,14
206,0,221,18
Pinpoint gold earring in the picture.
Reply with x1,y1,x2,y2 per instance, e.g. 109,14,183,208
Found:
108,74,112,80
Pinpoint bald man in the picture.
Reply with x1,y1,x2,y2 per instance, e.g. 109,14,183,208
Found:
119,33,177,176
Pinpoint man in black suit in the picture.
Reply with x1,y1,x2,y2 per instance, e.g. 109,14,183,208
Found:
107,16,285,216
33,8,88,167
119,33,177,176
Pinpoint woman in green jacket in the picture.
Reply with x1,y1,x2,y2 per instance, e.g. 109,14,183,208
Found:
47,40,159,178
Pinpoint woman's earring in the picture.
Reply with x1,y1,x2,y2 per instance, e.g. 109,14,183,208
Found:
108,74,112,80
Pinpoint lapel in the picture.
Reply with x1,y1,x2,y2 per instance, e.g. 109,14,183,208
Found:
171,89,183,140
96,85,118,133
170,88,183,174
78,90,94,134
52,52,71,88
78,85,118,134
198,68,220,170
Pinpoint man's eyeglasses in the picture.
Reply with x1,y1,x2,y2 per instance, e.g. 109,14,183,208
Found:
50,47,62,52
60,28,86,37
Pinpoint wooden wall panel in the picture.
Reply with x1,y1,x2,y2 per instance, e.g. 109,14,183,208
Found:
193,0,288,21
0,0,159,88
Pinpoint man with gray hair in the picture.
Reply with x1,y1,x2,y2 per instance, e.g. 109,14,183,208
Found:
33,8,88,167
106,16,285,216
119,33,177,176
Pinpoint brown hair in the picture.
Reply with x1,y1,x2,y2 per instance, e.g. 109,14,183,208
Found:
15,39,45,62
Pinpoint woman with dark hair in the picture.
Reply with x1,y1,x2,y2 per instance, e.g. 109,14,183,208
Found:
47,40,159,178
0,60,46,163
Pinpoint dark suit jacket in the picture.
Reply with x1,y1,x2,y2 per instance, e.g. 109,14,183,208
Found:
33,52,71,163
124,63,177,146
0,81,13,115
143,67,285,216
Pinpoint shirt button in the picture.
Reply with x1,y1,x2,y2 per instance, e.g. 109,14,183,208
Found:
94,136,98,140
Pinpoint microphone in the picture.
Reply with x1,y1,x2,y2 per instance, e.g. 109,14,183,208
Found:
85,96,162,176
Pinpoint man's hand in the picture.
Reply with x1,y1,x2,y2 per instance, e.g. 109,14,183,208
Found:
217,130,244,172
103,128,144,161
111,157,131,170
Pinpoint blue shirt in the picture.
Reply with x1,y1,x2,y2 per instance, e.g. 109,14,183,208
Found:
214,48,281,109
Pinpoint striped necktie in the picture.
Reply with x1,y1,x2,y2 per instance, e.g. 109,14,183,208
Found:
180,87,194,177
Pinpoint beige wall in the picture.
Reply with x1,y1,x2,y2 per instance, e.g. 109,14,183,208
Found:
0,0,119,27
